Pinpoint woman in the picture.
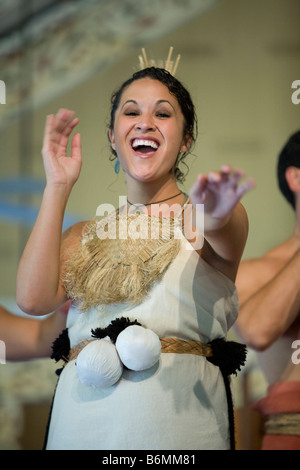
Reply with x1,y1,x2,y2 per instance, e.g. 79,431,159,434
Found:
16,66,254,450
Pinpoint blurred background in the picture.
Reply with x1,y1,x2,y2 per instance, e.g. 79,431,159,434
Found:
0,0,299,449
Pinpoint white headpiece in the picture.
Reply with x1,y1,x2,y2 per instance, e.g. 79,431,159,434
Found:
138,46,181,76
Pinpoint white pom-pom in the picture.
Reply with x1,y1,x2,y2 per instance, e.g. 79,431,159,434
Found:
76,338,123,387
116,325,161,371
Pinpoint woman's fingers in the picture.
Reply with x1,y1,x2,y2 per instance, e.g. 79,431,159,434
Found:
205,167,253,199
223,168,255,198
191,166,255,208
236,177,256,199
42,114,55,155
56,117,79,156
207,171,221,183
54,109,75,133
71,133,82,162
42,109,79,158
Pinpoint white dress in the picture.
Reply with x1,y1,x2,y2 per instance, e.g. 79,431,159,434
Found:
46,238,238,450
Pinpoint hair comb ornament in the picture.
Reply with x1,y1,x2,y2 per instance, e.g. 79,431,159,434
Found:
138,46,181,76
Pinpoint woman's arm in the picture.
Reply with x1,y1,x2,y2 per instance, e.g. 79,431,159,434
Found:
16,109,82,315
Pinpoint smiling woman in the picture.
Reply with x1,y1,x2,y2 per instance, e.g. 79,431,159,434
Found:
16,57,254,450
108,67,197,188
109,77,191,190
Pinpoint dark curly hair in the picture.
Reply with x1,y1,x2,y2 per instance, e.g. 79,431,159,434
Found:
277,130,300,209
107,67,198,183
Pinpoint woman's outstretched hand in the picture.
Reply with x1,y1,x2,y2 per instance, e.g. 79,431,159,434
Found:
189,164,255,230
42,108,82,190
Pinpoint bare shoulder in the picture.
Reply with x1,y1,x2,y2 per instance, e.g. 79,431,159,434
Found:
62,221,90,242
60,221,90,260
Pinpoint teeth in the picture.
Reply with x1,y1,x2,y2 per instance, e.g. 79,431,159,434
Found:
132,139,158,149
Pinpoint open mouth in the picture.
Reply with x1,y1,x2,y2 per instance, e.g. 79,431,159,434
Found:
131,138,159,155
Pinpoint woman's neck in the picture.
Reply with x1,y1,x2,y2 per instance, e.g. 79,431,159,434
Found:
125,177,182,206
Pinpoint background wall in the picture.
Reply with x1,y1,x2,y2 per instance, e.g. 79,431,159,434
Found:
0,0,299,450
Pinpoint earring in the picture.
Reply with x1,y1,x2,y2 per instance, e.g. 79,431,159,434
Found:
114,157,120,174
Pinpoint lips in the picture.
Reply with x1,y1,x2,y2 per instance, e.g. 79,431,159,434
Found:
131,138,160,155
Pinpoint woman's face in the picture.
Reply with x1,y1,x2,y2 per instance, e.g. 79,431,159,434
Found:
109,78,190,184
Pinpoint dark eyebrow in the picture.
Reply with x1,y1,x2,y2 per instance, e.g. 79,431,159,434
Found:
121,99,175,111
157,100,175,111
121,100,137,109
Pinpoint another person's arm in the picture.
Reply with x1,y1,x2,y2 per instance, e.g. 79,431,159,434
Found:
235,251,300,350
0,302,69,361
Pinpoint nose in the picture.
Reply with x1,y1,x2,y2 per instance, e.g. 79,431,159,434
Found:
135,113,156,132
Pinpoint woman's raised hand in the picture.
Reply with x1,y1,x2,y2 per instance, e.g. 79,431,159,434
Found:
189,165,255,227
42,108,82,189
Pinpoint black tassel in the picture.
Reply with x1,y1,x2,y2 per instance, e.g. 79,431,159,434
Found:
221,371,236,450
207,338,247,376
91,317,142,344
51,328,70,363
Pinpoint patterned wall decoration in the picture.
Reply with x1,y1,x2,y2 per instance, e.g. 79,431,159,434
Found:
0,0,221,128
